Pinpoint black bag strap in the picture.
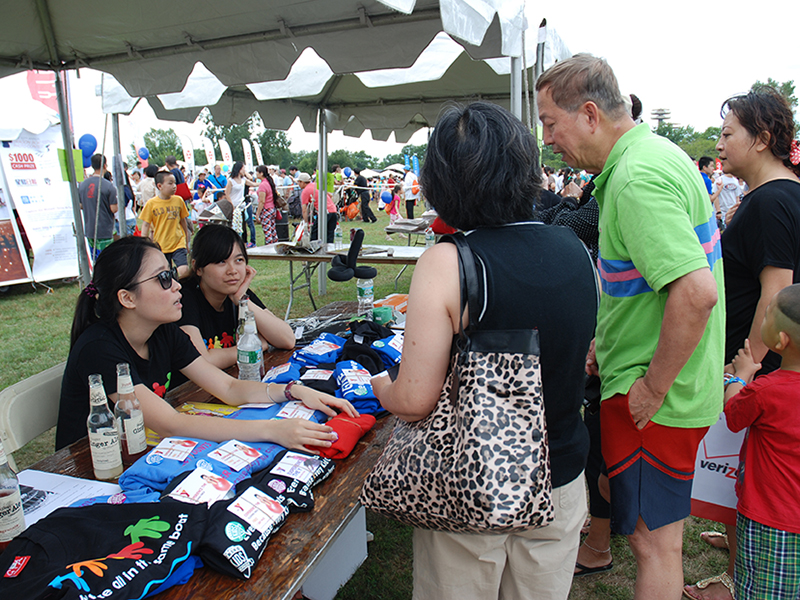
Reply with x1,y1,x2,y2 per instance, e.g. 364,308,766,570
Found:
441,232,480,335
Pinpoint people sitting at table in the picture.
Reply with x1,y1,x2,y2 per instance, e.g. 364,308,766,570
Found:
56,236,357,451
178,224,294,370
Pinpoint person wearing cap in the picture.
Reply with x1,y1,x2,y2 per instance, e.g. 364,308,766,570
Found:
403,165,420,219
297,172,338,243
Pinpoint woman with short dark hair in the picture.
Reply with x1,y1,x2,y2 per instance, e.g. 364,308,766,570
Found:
371,102,597,599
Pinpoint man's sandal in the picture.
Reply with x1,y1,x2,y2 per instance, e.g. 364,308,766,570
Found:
700,531,729,550
683,572,735,600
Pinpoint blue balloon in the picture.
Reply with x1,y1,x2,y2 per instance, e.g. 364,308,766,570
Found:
222,164,230,172
343,167,352,178
78,134,97,157
381,190,392,204
82,154,92,168
137,147,150,160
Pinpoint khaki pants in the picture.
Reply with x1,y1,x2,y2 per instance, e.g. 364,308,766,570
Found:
413,474,587,600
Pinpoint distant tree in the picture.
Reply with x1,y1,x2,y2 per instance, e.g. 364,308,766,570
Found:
379,143,427,169
540,144,566,170
130,128,183,167
654,123,720,161
294,150,318,174
202,113,291,167
253,129,292,167
750,78,797,109
193,148,208,166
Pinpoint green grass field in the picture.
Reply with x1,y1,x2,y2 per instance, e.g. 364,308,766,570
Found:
1,204,728,599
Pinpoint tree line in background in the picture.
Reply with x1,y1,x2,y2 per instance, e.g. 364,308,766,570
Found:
542,78,797,171
129,111,428,173
131,79,795,174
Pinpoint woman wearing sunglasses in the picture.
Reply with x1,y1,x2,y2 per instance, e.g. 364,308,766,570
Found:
55,236,357,451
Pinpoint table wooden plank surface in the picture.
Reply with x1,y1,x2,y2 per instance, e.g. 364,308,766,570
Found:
31,301,395,600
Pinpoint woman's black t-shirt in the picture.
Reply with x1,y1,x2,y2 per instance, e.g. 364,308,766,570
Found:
56,321,200,449
176,279,266,351
722,179,800,371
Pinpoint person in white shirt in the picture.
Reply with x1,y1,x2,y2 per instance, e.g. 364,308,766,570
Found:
403,165,420,219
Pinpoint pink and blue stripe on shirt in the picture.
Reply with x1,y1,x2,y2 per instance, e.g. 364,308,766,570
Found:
599,215,721,298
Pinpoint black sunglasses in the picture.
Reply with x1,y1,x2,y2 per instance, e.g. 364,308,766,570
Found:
131,266,179,290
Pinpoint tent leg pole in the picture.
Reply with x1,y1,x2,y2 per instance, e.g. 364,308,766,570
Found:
55,69,92,288
317,109,328,296
510,56,522,120
111,113,126,237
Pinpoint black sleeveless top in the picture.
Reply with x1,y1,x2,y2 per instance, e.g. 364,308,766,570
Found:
460,222,597,487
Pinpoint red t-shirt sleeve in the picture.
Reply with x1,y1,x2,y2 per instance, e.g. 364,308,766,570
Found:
724,381,764,432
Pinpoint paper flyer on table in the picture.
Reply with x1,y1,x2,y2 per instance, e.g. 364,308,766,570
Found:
18,470,122,527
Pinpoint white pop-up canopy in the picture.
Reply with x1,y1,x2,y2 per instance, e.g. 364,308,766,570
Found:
0,0,529,286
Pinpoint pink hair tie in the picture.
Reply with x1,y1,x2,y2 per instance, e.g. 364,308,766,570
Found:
83,282,99,298
790,139,800,166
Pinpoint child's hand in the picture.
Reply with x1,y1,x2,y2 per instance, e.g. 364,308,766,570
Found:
732,339,762,383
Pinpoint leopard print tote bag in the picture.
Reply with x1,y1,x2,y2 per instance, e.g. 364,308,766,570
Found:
359,234,553,533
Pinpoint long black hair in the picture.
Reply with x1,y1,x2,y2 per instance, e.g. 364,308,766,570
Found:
188,224,249,279
231,161,245,179
255,165,278,201
70,237,161,349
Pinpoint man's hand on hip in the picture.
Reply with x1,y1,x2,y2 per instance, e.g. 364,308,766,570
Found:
628,377,665,430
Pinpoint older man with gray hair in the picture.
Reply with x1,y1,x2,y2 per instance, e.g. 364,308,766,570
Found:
536,54,725,600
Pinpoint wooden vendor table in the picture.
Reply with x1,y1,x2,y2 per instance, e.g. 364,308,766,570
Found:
29,302,395,600
248,243,425,318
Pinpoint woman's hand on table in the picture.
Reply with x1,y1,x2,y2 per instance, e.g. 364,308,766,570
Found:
272,419,338,454
293,384,359,419
230,265,257,303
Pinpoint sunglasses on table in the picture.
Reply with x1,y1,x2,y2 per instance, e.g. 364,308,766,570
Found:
131,266,179,290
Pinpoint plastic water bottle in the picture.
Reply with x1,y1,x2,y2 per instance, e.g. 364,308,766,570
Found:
237,311,264,381
425,226,435,248
334,223,344,250
0,438,24,552
114,363,147,466
357,278,374,320
87,374,123,481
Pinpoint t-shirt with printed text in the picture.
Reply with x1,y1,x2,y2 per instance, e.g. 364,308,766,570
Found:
140,195,189,254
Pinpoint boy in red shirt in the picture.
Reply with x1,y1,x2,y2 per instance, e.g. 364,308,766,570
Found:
724,283,800,599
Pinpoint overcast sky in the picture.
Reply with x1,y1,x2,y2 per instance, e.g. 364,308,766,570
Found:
13,0,800,162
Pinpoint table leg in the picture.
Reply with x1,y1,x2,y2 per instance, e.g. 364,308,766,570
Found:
394,265,408,291
303,261,318,312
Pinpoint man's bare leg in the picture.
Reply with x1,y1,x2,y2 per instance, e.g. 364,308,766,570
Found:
628,516,684,600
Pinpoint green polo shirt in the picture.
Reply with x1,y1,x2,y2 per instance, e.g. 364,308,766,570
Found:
592,124,725,428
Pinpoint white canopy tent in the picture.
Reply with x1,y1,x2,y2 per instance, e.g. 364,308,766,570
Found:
0,0,530,287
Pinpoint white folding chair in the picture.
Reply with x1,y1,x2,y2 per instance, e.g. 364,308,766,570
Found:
0,362,65,471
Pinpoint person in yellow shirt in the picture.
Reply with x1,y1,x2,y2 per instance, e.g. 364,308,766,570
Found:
140,172,191,278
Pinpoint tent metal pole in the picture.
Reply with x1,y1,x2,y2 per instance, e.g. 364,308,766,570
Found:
510,56,522,119
55,69,92,288
533,19,547,169
111,113,126,237
317,108,327,295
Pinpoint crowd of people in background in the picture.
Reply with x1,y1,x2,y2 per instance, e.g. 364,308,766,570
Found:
70,51,800,600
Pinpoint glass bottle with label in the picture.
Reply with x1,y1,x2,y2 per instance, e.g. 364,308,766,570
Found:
87,373,123,480
0,438,24,552
114,363,148,466
236,296,249,341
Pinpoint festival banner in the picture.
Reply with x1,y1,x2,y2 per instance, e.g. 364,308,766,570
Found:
201,137,216,166
0,179,32,286
0,126,79,282
251,140,264,166
242,139,253,172
218,139,233,164
179,134,195,174
690,413,744,525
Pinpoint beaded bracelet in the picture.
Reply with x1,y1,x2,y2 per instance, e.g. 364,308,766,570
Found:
725,376,747,389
